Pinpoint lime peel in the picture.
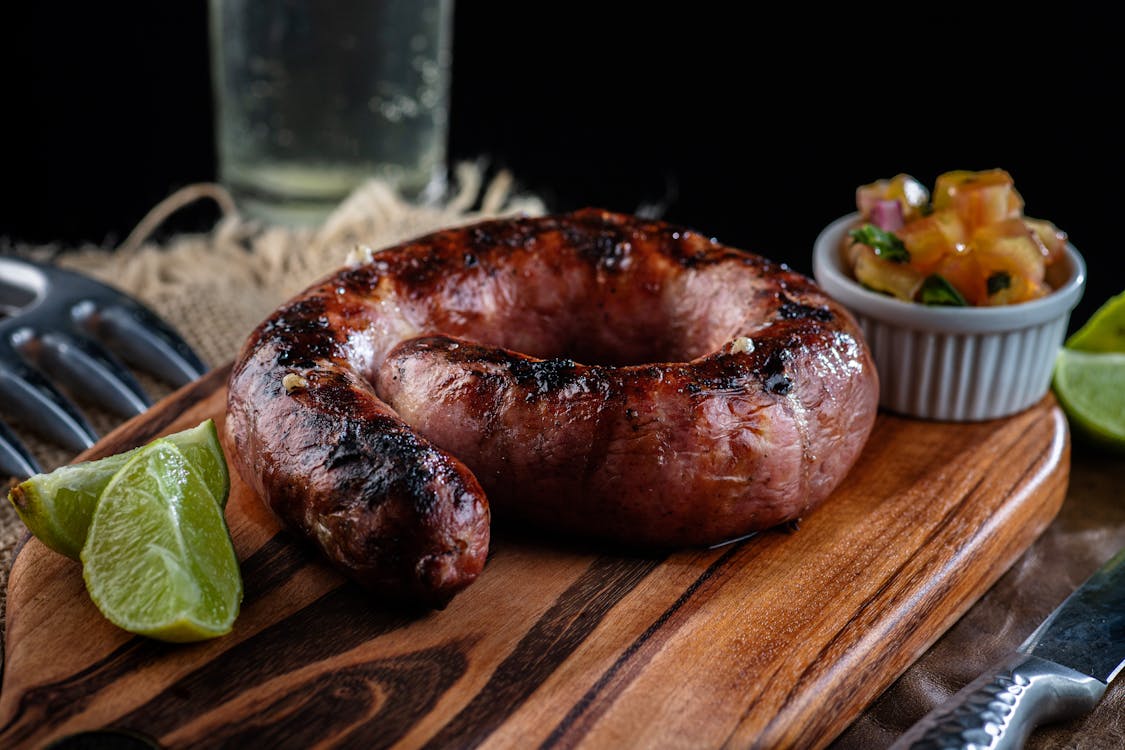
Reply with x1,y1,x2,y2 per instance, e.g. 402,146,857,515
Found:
1065,290,1125,353
6,419,229,560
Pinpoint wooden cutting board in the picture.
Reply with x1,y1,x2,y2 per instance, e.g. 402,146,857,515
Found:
0,365,1070,750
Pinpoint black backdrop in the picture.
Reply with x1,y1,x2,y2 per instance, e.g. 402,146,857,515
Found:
4,4,1122,331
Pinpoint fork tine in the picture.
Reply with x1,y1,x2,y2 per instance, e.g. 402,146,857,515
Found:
0,358,97,453
0,417,41,479
76,303,208,387
13,329,151,418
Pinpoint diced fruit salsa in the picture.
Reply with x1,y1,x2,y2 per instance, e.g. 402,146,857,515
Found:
843,169,1068,306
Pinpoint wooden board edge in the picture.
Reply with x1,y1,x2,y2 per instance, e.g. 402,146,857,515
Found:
794,404,1072,749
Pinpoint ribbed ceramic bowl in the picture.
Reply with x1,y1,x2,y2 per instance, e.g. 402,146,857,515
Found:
813,212,1087,421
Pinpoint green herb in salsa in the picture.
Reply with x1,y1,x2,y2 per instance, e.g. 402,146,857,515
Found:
848,224,911,263
987,271,1012,297
919,275,968,306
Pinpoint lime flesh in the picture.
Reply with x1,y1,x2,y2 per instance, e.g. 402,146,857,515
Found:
1053,288,1125,452
80,439,242,642
1053,349,1125,452
6,419,229,560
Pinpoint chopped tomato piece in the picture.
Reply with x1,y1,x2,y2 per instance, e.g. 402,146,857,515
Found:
932,250,987,306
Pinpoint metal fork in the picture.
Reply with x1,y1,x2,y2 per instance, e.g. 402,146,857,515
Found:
1,255,208,479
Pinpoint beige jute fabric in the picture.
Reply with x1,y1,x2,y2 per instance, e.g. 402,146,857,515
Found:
0,161,545,648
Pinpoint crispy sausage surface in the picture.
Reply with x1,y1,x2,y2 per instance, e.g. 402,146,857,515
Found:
225,209,879,605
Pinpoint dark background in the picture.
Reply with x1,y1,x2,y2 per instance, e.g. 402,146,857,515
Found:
4,4,1122,332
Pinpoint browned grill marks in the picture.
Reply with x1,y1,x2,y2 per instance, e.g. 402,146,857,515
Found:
225,208,879,606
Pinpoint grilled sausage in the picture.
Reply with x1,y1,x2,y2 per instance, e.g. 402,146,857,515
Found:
225,209,879,606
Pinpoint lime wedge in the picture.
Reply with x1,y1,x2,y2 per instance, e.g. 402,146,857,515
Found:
6,419,228,560
1065,290,1125,352
81,439,242,642
1053,348,1125,452
1053,288,1125,452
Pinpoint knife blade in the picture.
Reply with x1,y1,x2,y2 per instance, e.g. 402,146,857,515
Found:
889,542,1125,750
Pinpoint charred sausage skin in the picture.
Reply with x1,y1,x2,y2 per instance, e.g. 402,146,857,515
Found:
225,209,879,604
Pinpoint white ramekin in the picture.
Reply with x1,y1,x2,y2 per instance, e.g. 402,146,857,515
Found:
812,212,1087,421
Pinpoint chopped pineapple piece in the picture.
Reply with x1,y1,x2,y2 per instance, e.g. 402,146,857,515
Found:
852,245,925,302
972,218,1048,291
933,169,1024,229
897,210,967,271
985,272,1051,306
842,235,867,269
1023,217,1069,265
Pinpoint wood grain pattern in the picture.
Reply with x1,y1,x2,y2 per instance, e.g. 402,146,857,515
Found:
0,364,1070,749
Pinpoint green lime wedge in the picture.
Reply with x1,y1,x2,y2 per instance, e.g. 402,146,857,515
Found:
1053,348,1125,452
81,439,242,642
1065,289,1125,352
6,419,229,560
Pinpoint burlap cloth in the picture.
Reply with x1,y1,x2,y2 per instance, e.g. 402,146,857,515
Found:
2,166,1123,748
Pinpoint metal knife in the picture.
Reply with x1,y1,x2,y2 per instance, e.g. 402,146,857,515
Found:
890,543,1125,750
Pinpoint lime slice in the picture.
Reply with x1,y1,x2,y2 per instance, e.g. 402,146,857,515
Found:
1053,348,1125,452
81,439,242,642
6,419,228,560
1065,289,1125,352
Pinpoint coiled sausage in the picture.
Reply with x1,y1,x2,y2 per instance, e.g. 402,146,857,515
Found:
225,209,879,607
